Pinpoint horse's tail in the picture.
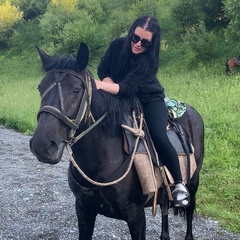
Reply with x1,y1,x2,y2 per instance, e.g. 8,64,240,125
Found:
225,60,230,74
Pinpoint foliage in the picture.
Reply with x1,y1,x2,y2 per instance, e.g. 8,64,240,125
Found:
78,0,105,24
12,0,49,20
171,0,226,35
180,23,219,66
0,0,23,48
9,19,43,51
171,0,203,33
51,0,78,12
106,8,135,39
130,0,163,17
39,1,107,59
200,0,227,30
0,0,239,65
223,0,240,42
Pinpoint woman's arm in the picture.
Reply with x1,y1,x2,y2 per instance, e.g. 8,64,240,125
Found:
102,77,114,83
95,80,119,95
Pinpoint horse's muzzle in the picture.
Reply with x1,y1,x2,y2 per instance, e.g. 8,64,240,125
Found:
29,137,65,164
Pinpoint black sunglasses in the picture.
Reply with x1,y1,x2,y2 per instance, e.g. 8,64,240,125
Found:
131,34,152,48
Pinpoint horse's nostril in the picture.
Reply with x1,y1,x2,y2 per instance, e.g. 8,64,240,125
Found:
49,140,58,150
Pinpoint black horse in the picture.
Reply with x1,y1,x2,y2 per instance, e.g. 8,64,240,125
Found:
30,43,204,240
225,56,240,74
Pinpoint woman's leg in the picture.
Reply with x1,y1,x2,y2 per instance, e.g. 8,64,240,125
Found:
143,100,189,207
143,100,182,182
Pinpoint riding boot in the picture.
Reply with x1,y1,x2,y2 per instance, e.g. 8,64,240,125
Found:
171,182,190,207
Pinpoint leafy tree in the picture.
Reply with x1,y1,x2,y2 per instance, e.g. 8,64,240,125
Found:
171,0,202,33
39,0,107,59
78,0,105,24
0,0,23,48
171,0,226,34
12,0,49,20
201,0,227,30
100,0,136,13
223,0,240,42
131,0,164,17
9,19,43,51
181,22,218,65
51,0,77,12
106,8,135,40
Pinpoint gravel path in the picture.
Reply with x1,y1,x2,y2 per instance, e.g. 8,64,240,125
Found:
0,125,239,240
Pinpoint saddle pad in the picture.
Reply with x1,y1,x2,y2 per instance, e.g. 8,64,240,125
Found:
165,97,186,119
122,114,158,165
167,128,185,154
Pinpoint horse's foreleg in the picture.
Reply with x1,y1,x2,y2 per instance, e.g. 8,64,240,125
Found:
185,195,196,240
75,198,96,240
159,188,170,240
124,205,146,240
161,214,170,240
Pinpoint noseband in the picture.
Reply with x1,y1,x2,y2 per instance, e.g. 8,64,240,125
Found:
37,69,94,142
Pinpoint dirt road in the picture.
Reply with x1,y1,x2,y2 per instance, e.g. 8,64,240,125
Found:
0,125,239,240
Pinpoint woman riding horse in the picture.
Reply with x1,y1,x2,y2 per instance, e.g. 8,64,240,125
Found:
96,15,190,208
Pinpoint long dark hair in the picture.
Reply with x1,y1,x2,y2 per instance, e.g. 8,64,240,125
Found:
119,16,161,81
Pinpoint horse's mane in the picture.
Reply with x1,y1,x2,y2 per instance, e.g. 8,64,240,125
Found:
90,81,135,136
43,54,136,136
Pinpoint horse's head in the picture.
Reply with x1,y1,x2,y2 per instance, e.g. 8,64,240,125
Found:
30,43,92,164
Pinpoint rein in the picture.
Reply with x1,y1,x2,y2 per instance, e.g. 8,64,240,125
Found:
66,112,145,186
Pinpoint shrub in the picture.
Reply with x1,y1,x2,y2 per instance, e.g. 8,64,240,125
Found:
0,0,23,48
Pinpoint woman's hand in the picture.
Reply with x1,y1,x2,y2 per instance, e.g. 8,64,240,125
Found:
102,77,114,83
94,79,119,95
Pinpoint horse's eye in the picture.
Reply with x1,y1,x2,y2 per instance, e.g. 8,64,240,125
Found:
74,88,81,94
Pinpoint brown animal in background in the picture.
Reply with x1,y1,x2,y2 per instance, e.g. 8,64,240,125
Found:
225,56,240,74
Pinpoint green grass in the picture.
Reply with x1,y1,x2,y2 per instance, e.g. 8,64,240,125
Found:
0,52,41,134
0,77,40,134
160,67,240,233
0,53,240,233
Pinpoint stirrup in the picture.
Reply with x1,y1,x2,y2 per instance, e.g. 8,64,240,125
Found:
171,195,190,207
171,183,190,207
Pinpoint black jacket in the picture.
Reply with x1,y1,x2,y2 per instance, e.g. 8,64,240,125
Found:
97,37,165,104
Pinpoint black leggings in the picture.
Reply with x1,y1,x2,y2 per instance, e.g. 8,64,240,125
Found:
143,100,182,183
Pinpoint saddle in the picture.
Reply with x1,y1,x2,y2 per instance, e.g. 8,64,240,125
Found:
121,99,197,198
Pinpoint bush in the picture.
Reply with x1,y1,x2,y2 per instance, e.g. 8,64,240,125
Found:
0,0,23,48
39,2,110,60
9,19,43,51
181,23,219,65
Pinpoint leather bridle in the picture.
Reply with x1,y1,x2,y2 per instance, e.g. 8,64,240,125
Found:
37,69,101,144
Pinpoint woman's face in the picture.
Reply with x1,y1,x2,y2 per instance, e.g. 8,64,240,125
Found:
131,26,153,55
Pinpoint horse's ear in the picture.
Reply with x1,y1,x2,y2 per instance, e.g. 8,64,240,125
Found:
35,45,56,70
76,43,89,69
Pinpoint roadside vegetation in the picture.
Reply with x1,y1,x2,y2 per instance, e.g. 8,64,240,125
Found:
0,0,239,234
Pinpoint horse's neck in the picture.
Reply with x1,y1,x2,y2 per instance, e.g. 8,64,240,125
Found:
71,126,126,181
73,124,123,157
